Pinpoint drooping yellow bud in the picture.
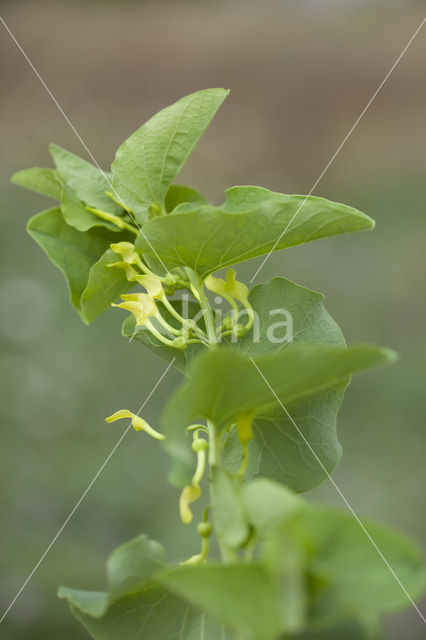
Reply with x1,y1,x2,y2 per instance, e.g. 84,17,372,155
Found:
112,293,158,326
110,242,144,269
205,268,249,304
105,409,166,440
179,484,202,524
135,274,165,300
107,261,139,282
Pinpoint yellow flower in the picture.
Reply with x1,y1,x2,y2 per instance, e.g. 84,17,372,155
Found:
105,409,166,440
112,293,158,326
107,261,139,282
110,242,144,270
179,483,202,524
205,268,249,304
135,274,165,300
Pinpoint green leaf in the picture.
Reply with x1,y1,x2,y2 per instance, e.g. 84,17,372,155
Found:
111,88,229,220
159,563,296,640
27,207,129,322
59,535,231,639
210,467,249,549
242,478,303,536
61,184,121,232
224,277,347,491
50,143,122,214
290,619,382,639
287,506,426,625
242,479,425,633
80,249,132,324
137,186,374,278
11,167,62,200
122,298,207,374
165,184,208,213
162,343,395,487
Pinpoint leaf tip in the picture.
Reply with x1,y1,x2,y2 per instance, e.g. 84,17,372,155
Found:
381,347,398,364
10,170,22,186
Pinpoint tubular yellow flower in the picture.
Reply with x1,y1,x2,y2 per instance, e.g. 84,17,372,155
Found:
107,261,139,282
112,293,158,326
205,268,249,304
105,409,166,440
179,484,202,524
135,274,165,300
110,241,144,270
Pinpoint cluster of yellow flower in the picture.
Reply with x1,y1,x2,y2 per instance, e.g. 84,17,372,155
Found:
105,242,256,540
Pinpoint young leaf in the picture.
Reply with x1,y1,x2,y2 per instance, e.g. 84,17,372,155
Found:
50,143,122,214
27,207,130,322
11,167,62,200
111,88,229,220
137,187,374,278
162,343,395,487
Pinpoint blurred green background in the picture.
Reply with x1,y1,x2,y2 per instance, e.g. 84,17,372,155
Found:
0,1,425,638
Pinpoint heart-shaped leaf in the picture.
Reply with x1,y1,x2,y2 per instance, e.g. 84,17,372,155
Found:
288,507,426,626
159,563,300,640
162,343,395,487
242,478,426,627
137,186,374,278
59,535,233,640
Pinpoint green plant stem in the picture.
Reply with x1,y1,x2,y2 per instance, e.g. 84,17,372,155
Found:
186,270,238,562
186,269,217,346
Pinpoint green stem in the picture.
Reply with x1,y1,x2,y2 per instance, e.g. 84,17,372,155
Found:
185,270,238,562
186,269,217,346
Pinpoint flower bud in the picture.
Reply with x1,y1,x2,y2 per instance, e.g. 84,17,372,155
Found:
192,438,208,453
197,522,212,538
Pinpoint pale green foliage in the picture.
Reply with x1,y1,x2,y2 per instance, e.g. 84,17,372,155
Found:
111,88,229,221
162,343,394,487
11,166,62,199
137,186,374,278
50,143,123,214
58,488,426,639
27,208,131,324
13,88,426,640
